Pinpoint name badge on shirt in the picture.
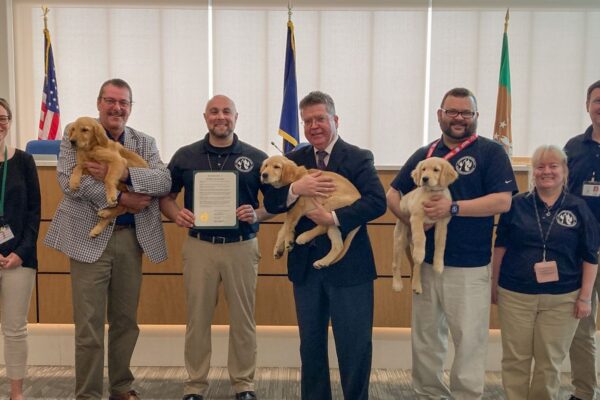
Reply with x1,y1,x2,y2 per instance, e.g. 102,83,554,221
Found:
0,225,14,245
582,181,600,197
534,260,559,283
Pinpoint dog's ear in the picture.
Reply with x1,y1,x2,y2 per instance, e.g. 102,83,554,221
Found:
411,160,424,186
93,121,109,147
280,159,297,185
440,160,459,187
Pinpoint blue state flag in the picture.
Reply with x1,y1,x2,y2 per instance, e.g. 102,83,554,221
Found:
278,20,299,154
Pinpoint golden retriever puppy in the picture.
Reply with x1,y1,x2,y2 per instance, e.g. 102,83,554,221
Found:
260,155,361,268
68,116,148,237
392,157,458,293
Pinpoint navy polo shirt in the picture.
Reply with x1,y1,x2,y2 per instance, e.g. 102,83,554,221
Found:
564,125,600,226
168,133,267,237
495,191,600,294
391,136,517,267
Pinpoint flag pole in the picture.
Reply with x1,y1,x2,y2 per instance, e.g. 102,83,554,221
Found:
42,6,49,30
504,8,509,33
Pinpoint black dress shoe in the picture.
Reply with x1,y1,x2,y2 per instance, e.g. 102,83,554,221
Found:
235,391,257,400
568,396,584,400
182,395,204,400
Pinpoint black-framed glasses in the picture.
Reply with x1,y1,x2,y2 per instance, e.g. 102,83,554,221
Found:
440,108,476,119
101,97,133,108
0,116,10,125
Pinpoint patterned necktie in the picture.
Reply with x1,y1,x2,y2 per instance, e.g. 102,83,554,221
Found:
316,150,328,170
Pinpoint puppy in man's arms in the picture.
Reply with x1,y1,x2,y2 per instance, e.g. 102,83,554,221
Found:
260,155,360,268
68,116,148,237
392,157,458,294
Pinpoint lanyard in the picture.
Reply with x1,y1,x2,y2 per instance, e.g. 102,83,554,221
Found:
0,146,7,218
426,134,478,159
532,190,566,261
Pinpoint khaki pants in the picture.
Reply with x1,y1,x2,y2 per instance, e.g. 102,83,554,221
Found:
498,287,579,400
411,263,491,400
183,236,260,396
70,228,143,400
570,272,600,400
0,266,36,379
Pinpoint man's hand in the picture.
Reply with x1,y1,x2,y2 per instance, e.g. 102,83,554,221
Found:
84,161,129,181
119,192,152,213
0,252,23,269
423,194,452,221
305,199,335,226
236,204,258,223
174,208,195,228
292,171,335,197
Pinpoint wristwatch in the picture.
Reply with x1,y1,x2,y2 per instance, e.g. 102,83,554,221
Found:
450,201,460,216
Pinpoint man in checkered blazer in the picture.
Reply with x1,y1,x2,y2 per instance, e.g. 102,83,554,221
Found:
45,79,171,400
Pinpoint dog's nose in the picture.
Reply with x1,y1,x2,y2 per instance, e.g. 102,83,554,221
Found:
422,176,429,183
261,172,268,179
70,140,77,146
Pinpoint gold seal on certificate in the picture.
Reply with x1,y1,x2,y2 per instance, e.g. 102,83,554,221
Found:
193,171,239,229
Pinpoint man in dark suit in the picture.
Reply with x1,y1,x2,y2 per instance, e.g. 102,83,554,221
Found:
264,91,386,400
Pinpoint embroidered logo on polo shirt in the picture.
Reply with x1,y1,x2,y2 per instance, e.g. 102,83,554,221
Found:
556,210,577,228
455,156,476,175
234,156,254,172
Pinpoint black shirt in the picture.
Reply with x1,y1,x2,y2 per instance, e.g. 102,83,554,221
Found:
564,125,600,226
0,149,41,268
495,191,599,294
168,133,268,237
391,136,517,267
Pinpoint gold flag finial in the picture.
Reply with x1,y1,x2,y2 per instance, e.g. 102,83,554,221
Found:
504,8,510,33
42,6,49,31
288,0,293,22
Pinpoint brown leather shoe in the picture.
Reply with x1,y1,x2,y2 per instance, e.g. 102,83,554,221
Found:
109,390,141,400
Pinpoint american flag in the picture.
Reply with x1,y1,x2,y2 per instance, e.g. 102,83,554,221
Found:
38,28,61,140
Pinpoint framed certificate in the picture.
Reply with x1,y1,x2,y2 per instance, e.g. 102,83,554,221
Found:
193,171,239,229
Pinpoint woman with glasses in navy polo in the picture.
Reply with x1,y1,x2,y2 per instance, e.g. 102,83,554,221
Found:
0,98,40,400
492,144,599,400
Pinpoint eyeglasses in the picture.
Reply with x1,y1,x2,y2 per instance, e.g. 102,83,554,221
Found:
0,116,10,125
101,97,133,108
440,108,476,119
301,115,331,126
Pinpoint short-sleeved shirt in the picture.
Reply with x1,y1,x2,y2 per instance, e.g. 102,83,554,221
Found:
495,191,600,294
391,135,517,267
564,125,600,225
168,133,268,237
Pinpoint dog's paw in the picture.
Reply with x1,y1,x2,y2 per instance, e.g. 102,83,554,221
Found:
285,241,295,252
433,263,444,274
412,280,423,294
392,278,404,292
295,232,310,245
97,209,112,218
89,227,102,238
313,260,327,269
273,246,284,259
69,179,81,191
107,197,118,208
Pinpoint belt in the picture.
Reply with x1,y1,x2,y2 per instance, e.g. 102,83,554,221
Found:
189,232,256,244
113,224,135,231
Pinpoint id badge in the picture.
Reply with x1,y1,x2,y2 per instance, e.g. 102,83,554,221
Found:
0,225,15,245
534,260,559,283
582,181,600,197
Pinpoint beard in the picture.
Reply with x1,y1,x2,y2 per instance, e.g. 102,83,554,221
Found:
442,119,477,140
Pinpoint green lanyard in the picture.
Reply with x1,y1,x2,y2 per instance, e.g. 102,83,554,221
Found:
0,146,7,219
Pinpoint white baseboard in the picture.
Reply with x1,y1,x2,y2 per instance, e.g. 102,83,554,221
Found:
18,324,596,372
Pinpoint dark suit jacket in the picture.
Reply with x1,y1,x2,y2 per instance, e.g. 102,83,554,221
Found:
264,138,386,287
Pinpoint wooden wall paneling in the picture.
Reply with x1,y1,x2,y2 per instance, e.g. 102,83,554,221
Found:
142,223,186,273
255,276,297,326
257,223,289,275
37,274,73,323
38,166,62,221
374,278,412,327
138,275,186,324
37,222,70,273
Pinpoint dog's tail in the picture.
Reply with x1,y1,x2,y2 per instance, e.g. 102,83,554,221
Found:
330,227,360,264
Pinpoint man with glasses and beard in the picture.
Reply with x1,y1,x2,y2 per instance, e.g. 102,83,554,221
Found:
45,78,171,400
387,87,517,399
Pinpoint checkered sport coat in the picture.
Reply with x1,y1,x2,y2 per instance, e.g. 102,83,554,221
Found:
44,124,171,264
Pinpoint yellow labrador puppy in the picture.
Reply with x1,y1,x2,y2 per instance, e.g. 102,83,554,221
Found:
260,155,360,268
68,116,148,237
392,157,458,293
